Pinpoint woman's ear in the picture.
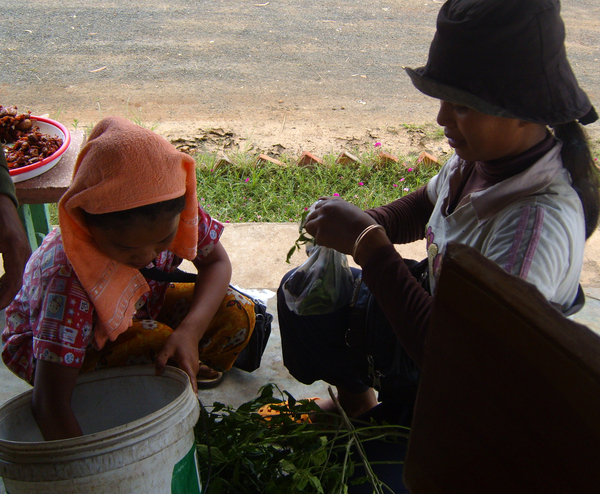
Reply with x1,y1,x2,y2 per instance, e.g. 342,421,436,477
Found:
519,120,548,143
518,119,545,131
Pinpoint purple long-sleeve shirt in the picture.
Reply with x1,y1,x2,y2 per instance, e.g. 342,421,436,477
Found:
364,186,434,367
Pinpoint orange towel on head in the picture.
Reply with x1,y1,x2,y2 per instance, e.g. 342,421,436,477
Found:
58,116,199,348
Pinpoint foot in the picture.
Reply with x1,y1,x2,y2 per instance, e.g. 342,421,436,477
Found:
196,364,225,389
316,388,378,418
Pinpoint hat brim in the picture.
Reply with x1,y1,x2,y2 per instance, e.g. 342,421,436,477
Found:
405,66,520,121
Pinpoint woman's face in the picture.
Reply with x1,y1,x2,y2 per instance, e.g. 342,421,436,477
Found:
436,101,546,162
88,213,180,269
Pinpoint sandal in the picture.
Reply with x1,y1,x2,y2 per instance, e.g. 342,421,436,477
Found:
197,364,225,389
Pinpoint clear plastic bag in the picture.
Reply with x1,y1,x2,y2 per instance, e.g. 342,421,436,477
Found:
283,245,354,315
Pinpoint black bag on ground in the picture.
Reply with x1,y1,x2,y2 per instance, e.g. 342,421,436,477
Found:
345,258,429,405
140,267,273,372
228,285,273,372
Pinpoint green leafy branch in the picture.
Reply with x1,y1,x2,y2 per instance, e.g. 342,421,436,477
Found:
286,209,314,263
194,384,409,494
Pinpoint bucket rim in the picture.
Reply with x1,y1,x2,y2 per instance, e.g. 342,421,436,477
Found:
0,365,198,455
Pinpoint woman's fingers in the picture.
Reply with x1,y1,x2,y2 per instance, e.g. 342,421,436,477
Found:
154,351,168,376
154,352,198,394
178,359,199,394
155,334,200,394
304,198,377,254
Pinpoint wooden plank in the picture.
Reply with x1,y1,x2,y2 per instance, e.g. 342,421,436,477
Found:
15,130,84,205
404,242,600,493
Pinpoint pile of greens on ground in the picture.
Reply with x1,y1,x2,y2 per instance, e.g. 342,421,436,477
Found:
195,384,409,494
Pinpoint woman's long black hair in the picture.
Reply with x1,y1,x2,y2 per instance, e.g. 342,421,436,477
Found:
552,122,600,239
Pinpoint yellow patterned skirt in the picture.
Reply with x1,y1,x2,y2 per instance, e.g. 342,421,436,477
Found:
81,284,256,373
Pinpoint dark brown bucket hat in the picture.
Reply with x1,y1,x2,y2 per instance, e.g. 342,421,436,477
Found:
405,0,597,126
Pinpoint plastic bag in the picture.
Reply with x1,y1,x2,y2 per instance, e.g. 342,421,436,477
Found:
283,245,354,315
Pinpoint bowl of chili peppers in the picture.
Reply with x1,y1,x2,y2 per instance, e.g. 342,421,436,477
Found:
1,107,71,183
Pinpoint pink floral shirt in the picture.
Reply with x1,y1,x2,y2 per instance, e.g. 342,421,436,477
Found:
2,206,223,383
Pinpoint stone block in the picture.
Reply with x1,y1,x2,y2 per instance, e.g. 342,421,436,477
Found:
297,151,323,167
256,153,285,166
336,150,360,166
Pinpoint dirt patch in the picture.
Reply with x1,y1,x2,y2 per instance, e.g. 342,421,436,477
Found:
157,116,453,161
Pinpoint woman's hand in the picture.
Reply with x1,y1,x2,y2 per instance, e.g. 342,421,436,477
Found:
155,327,201,394
155,242,232,394
304,197,391,264
305,197,374,254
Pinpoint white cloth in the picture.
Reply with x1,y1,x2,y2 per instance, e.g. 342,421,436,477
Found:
426,142,585,311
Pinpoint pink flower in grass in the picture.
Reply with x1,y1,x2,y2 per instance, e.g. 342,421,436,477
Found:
407,168,414,172
374,142,382,148
333,193,340,197
358,182,364,186
245,178,250,183
392,184,398,188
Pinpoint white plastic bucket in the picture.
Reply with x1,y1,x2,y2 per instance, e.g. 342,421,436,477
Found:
0,365,201,494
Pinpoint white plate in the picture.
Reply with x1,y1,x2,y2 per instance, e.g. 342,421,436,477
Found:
8,116,71,183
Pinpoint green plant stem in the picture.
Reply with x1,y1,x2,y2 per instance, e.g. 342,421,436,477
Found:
340,438,355,494
328,386,389,494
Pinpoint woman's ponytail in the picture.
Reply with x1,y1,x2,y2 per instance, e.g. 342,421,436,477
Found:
552,122,600,239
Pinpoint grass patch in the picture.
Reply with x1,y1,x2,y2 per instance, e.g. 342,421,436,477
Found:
592,137,600,166
194,150,443,224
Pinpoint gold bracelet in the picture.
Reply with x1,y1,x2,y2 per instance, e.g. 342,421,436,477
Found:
352,224,386,260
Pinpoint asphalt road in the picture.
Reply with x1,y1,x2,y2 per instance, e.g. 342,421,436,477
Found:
1,0,599,138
